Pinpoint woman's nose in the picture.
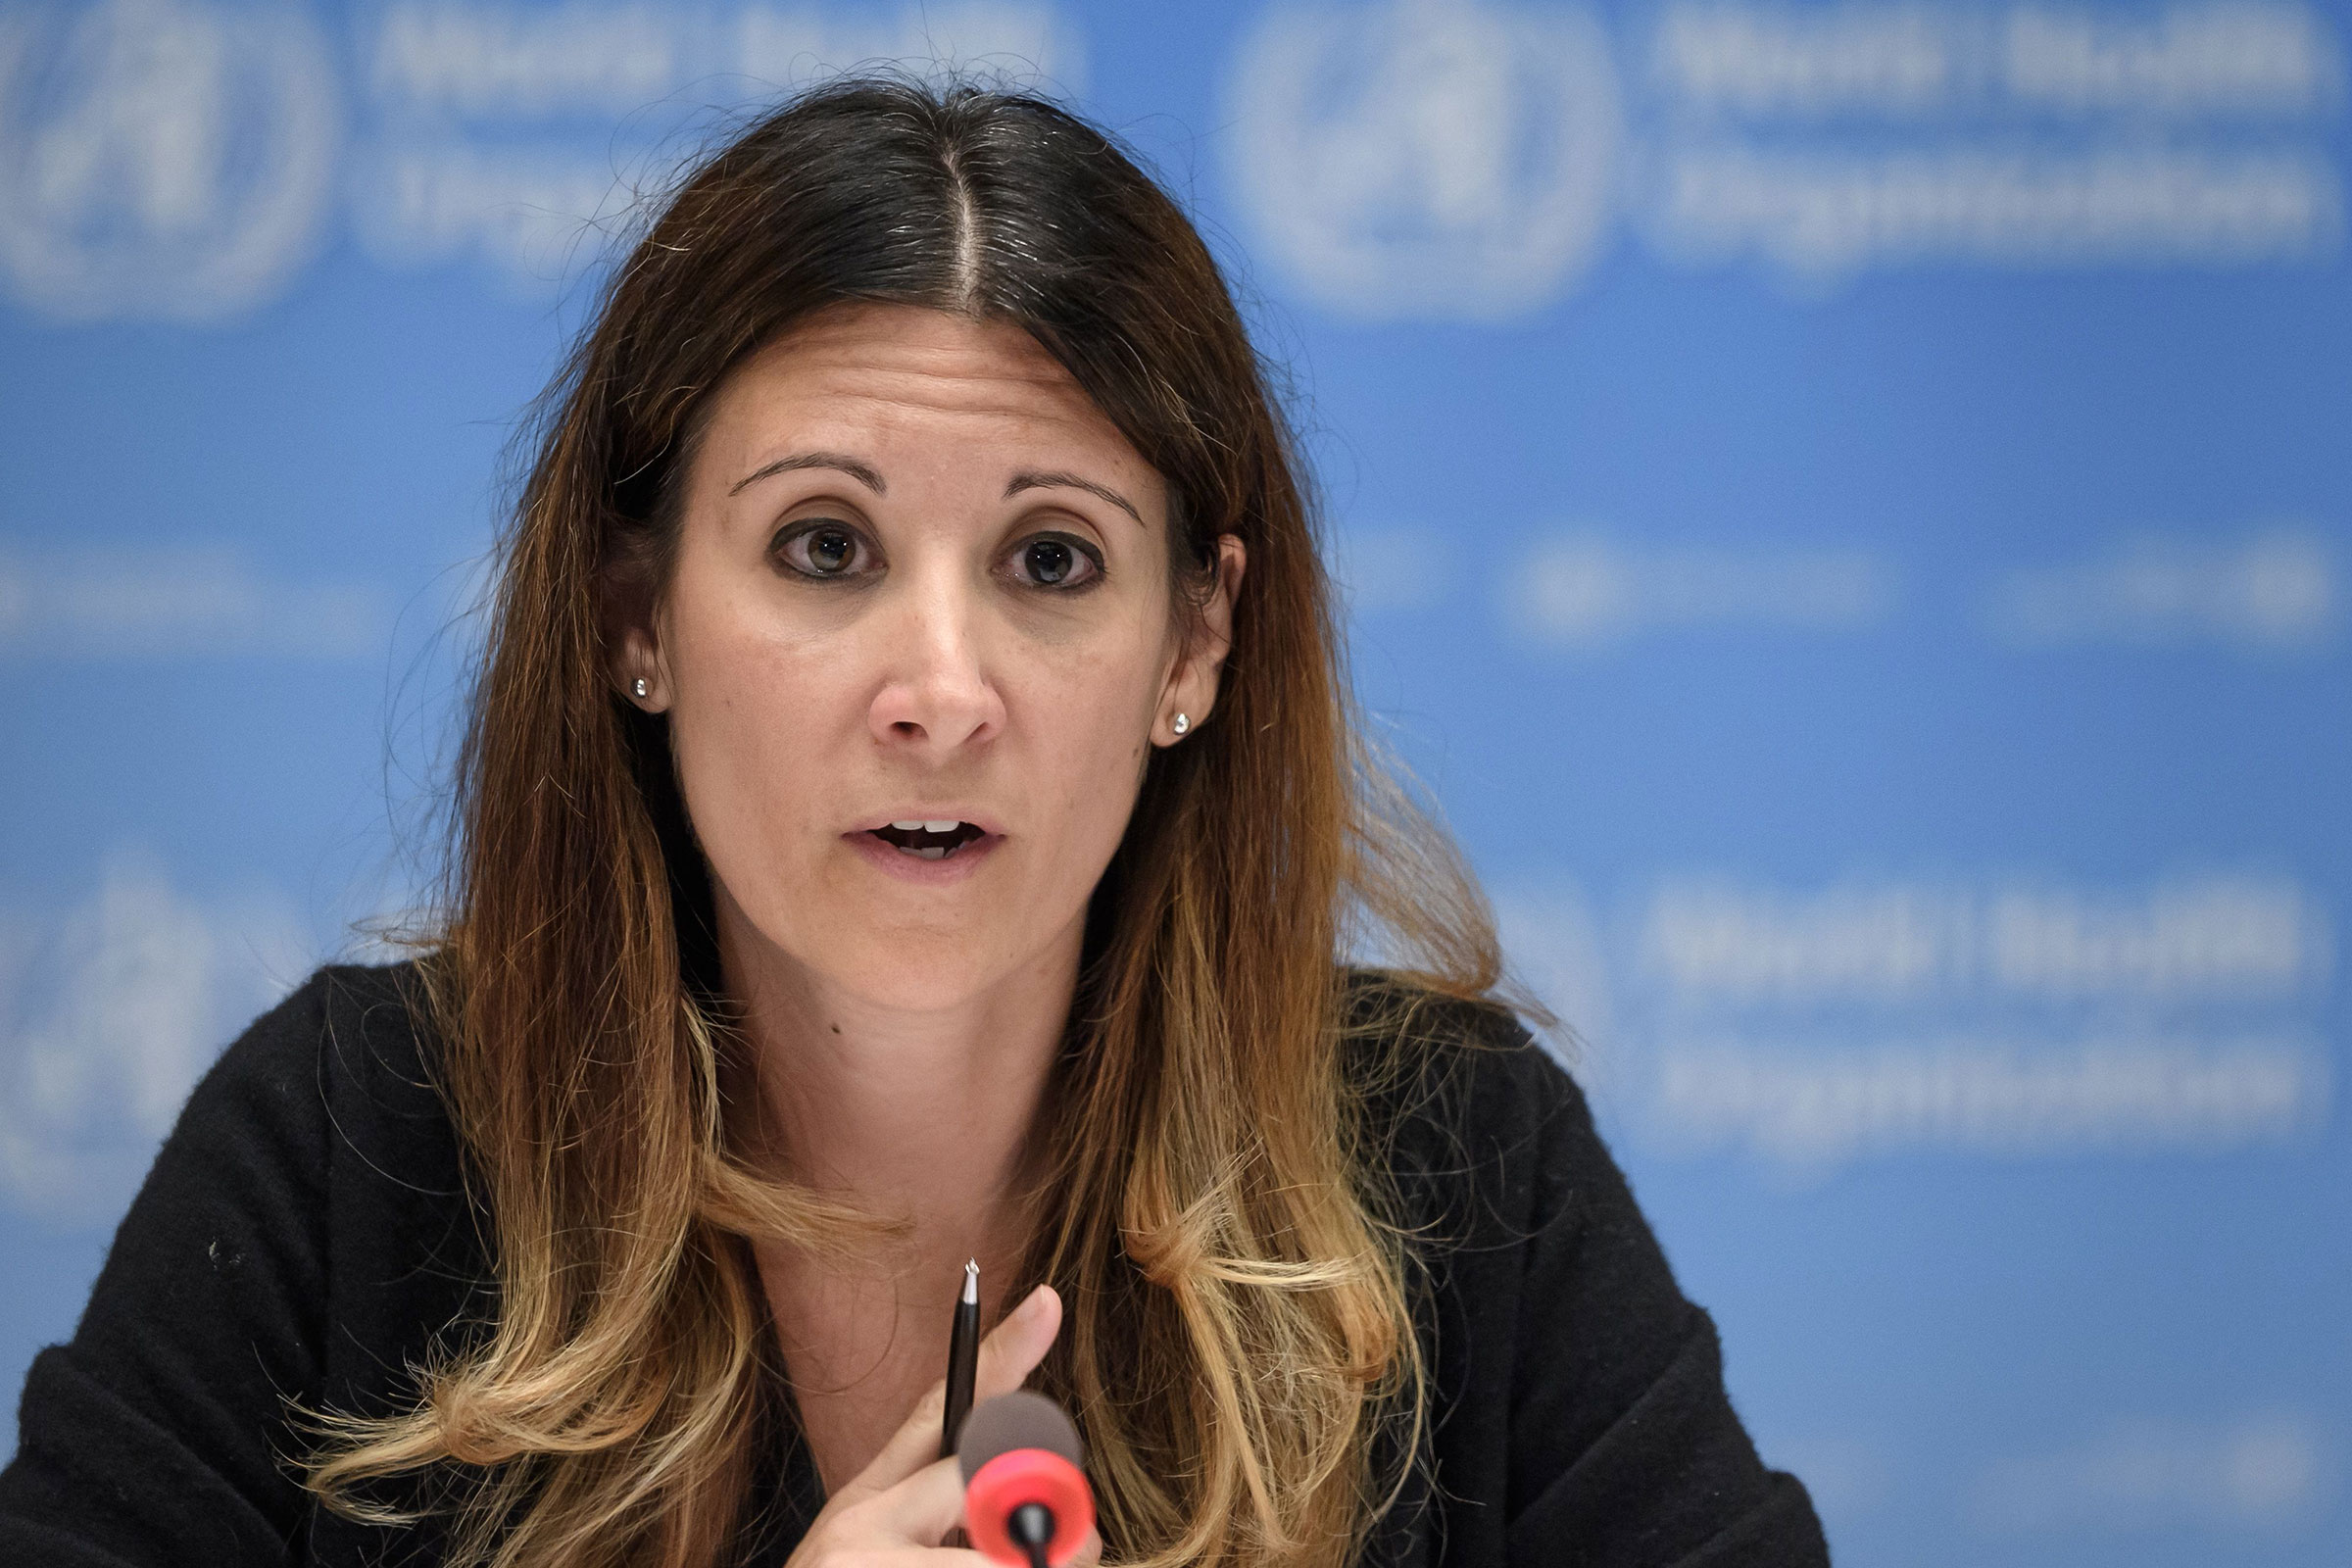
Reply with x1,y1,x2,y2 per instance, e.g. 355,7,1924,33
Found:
866,572,1005,756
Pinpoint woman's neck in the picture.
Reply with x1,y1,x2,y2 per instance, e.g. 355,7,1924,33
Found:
713,900,1085,1488
717,900,1084,1255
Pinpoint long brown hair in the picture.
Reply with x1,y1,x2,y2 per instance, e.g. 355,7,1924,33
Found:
308,78,1513,1568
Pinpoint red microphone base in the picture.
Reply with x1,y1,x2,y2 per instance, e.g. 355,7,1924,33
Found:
963,1447,1095,1567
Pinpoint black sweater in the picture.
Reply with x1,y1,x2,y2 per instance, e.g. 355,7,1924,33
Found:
0,963,1827,1566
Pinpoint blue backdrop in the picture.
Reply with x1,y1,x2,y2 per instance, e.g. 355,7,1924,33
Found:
3,1,2347,1562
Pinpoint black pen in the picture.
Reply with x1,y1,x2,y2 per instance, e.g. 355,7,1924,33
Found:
941,1258,980,1459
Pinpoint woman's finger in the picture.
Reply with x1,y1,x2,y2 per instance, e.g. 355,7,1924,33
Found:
837,1454,971,1547
787,1458,995,1568
833,1284,1064,1505
799,1550,990,1568
857,1455,1102,1568
968,1283,1062,1403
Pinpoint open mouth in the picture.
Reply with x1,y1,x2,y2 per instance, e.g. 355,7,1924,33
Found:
867,819,987,860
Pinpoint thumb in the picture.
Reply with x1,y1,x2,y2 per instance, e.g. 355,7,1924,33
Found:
972,1283,1061,1402
833,1284,1064,1505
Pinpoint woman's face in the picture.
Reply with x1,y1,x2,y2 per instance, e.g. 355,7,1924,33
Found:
617,304,1238,1015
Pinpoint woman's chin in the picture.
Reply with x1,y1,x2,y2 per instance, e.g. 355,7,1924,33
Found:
819,947,1036,1016
719,838,1092,1017
772,906,1073,1016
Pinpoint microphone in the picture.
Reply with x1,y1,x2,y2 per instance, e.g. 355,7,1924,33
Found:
956,1391,1096,1568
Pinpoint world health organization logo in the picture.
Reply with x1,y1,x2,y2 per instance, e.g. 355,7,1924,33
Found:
0,0,337,320
1225,0,1622,321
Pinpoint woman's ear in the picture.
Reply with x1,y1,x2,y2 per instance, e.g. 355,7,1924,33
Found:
1154,534,1246,746
601,564,672,712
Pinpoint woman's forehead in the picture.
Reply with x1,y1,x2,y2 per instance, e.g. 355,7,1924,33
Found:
723,305,1100,425
697,304,1162,500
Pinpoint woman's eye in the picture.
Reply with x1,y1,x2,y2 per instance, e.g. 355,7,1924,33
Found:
1010,534,1102,590
776,521,870,578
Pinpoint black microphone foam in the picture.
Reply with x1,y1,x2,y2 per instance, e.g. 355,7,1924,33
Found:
956,1391,1083,1484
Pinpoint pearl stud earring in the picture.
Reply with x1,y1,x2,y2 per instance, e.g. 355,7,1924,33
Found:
1171,712,1190,736
631,678,649,700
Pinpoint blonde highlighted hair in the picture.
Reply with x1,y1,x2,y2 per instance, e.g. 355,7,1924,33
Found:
308,78,1518,1568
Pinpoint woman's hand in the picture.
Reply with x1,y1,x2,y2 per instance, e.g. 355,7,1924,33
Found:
784,1284,1102,1568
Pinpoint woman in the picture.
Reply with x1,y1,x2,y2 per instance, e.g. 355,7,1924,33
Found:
0,82,1827,1568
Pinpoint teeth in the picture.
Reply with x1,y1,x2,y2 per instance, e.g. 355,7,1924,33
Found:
915,845,947,859
922,819,961,833
889,820,925,832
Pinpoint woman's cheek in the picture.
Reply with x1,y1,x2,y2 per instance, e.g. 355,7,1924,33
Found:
674,645,831,889
1047,665,1157,857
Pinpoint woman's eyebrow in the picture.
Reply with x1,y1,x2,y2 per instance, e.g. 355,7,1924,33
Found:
729,451,885,497
1004,469,1143,526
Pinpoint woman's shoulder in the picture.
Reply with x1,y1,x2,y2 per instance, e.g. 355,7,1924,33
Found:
1339,971,1590,1148
1339,973,1834,1566
140,954,469,1258
131,957,434,1195
1338,970,1604,1241
221,956,437,1078
152,955,482,1389
208,954,471,1226
0,958,474,1555
172,953,413,1100
160,956,482,1371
